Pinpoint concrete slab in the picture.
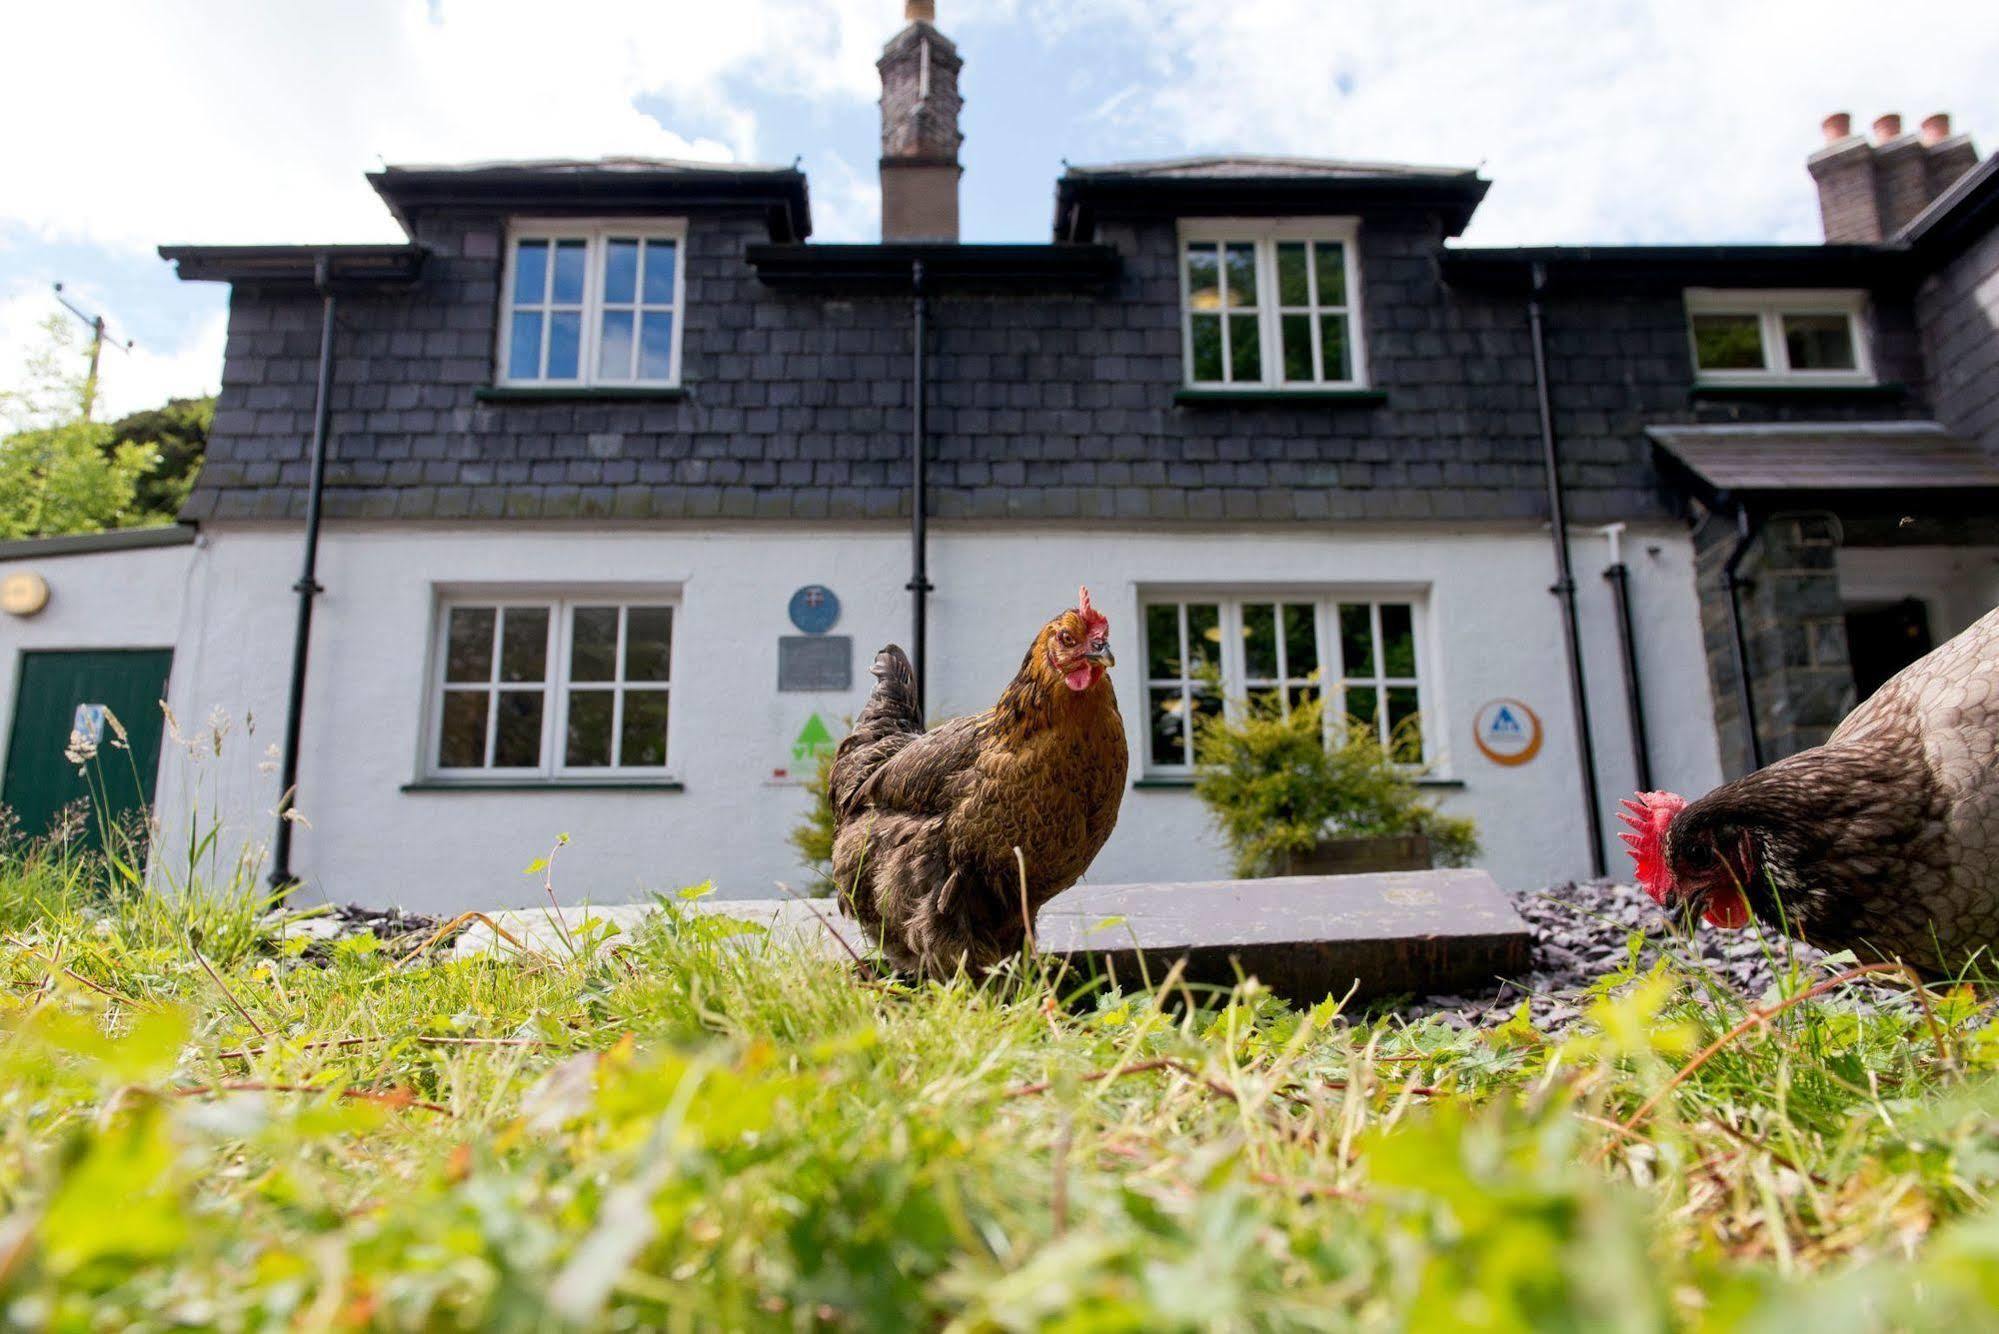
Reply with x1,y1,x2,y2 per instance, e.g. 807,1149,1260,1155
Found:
452,869,1531,1004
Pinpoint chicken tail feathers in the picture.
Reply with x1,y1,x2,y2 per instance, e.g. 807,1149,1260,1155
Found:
854,645,922,741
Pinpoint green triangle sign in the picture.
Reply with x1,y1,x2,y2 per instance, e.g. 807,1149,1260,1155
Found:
792,713,835,762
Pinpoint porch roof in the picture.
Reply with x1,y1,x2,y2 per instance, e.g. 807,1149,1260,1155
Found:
1647,421,1999,509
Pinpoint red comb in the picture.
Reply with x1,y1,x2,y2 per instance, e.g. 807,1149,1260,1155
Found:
1617,791,1685,907
1077,585,1108,634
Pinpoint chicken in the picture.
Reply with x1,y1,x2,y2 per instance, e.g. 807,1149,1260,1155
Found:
1620,603,1999,974
830,588,1128,978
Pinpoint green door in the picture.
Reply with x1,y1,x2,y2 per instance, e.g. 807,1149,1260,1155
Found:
3,649,174,845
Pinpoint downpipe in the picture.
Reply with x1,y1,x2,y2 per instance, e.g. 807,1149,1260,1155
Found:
906,258,934,718
1599,523,1654,793
1721,503,1766,771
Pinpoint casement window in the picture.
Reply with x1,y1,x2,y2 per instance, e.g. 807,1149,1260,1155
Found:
1141,594,1428,773
1684,289,1873,385
428,596,675,780
499,221,686,387
1179,220,1366,389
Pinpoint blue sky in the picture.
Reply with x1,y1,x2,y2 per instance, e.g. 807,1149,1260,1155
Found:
4,0,1996,420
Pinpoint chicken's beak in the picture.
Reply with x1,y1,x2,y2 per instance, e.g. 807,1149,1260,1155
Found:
1086,645,1115,669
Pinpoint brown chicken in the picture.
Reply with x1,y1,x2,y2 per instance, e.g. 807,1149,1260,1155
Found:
1621,603,1999,974
830,588,1128,978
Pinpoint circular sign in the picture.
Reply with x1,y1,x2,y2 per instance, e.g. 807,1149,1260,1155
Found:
1472,698,1543,767
0,571,49,617
788,584,840,635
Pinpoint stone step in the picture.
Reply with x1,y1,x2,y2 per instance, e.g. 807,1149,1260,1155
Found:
453,868,1530,1004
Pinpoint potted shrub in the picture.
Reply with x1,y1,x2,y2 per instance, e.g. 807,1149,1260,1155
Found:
1192,689,1478,879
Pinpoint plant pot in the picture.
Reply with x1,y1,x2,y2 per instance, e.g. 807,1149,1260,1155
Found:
1282,833,1433,876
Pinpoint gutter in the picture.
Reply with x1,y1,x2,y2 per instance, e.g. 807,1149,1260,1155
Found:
1721,504,1767,772
269,254,340,890
907,259,933,717
1527,263,1608,877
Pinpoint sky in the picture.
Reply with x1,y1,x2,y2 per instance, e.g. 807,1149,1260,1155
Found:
3,0,1995,421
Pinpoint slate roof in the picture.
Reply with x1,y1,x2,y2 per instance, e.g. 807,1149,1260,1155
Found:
1647,422,1999,500
1062,154,1479,181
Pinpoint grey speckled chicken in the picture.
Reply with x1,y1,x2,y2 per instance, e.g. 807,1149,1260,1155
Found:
1619,603,1999,976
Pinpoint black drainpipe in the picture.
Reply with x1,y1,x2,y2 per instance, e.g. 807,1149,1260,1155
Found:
906,258,933,717
1527,262,1607,877
1599,524,1654,793
269,254,338,889
1721,503,1766,771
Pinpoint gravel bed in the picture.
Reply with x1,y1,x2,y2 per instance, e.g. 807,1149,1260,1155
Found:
1399,878,1852,1030
260,904,450,964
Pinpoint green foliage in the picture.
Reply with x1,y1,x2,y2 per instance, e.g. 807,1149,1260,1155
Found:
1192,687,1480,877
788,747,838,889
105,395,212,521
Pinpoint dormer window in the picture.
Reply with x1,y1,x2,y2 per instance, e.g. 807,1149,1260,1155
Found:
500,221,686,387
1179,220,1367,390
1685,289,1872,386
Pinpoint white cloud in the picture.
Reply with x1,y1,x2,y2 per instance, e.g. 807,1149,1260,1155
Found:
0,0,907,249
1045,0,1999,244
0,284,225,424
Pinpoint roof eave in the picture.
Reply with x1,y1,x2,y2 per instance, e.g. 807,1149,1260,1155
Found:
156,244,429,288
1441,244,1918,293
367,166,814,242
1054,175,1490,241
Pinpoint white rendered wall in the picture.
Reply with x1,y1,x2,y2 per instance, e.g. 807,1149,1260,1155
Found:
1836,546,1999,643
150,520,1724,914
0,539,199,782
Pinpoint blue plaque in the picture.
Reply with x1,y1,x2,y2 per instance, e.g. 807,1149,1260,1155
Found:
788,584,840,635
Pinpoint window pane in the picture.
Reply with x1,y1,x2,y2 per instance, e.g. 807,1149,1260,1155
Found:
512,240,548,304
598,310,634,381
620,689,670,767
1281,314,1313,381
1345,685,1379,731
551,239,587,304
1223,242,1257,308
1380,603,1417,677
570,606,618,682
500,607,549,683
1339,604,1375,679
1185,603,1221,673
1691,313,1764,370
1283,604,1318,678
603,238,639,304
1145,604,1180,678
1386,687,1423,762
507,311,543,380
1185,244,1220,311
1189,314,1224,382
493,691,544,767
1191,690,1222,748
1319,314,1352,382
1314,242,1347,307
625,607,673,682
639,312,674,381
642,240,677,304
1783,314,1856,370
1276,242,1309,306
1148,688,1186,767
1228,313,1261,382
438,691,488,768
547,312,581,380
1287,685,1320,715
1243,603,1277,679
445,607,496,683
565,689,614,767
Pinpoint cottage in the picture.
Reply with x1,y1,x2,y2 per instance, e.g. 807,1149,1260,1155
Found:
2,6,1994,913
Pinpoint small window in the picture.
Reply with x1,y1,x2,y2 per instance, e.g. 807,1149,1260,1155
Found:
501,222,685,387
1181,221,1366,389
1685,290,1871,385
1140,593,1429,773
429,596,675,780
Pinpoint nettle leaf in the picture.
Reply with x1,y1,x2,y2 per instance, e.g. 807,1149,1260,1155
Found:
40,1104,189,1274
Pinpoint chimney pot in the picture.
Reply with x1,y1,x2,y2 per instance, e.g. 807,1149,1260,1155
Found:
905,0,935,20
1921,113,1952,145
1872,113,1903,143
1821,111,1852,143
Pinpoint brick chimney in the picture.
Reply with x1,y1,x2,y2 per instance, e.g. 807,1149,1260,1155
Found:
1809,110,1981,241
878,0,963,241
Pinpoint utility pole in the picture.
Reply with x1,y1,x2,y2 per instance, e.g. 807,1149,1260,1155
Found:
52,283,133,423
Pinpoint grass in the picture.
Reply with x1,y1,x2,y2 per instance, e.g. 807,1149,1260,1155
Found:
2,831,1998,1330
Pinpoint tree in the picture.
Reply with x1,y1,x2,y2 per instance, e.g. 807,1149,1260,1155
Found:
0,315,166,539
106,396,211,520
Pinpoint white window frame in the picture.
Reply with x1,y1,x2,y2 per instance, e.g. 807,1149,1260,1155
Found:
1138,589,1435,777
423,589,681,783
497,219,688,389
1683,288,1874,387
1177,218,1369,390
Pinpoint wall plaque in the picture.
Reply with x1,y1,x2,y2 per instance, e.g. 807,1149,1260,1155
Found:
779,635,852,692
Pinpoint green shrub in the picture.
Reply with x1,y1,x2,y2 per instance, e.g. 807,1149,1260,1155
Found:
789,748,838,891
1192,688,1479,878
